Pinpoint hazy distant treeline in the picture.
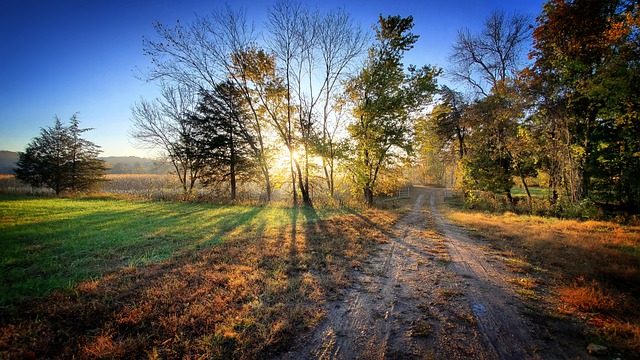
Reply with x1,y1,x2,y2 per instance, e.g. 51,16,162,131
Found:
0,151,170,175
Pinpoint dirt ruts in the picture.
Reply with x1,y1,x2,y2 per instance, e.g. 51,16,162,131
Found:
279,186,590,359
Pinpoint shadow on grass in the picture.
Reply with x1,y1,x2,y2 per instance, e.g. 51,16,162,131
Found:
0,199,271,308
445,198,640,356
0,203,397,359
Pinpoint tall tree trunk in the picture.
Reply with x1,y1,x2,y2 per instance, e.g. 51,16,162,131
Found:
295,161,312,207
321,142,335,198
230,151,237,201
304,143,310,201
580,110,597,201
290,148,298,206
228,127,236,200
516,165,532,208
260,162,272,202
329,156,335,198
456,126,465,159
323,159,331,194
364,186,374,208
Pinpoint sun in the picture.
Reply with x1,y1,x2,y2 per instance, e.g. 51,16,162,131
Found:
272,147,300,170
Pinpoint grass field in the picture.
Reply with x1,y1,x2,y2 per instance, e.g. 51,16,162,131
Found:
445,204,640,354
0,194,399,358
0,196,346,307
3,182,639,356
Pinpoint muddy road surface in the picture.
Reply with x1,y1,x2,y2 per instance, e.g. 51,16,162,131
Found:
279,186,589,360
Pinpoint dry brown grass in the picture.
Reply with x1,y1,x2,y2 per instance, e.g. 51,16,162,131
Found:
558,279,619,313
0,208,398,359
446,208,640,355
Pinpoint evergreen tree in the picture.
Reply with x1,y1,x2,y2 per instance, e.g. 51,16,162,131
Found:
190,82,259,200
15,115,108,195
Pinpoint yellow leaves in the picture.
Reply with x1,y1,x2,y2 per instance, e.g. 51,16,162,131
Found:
230,47,278,83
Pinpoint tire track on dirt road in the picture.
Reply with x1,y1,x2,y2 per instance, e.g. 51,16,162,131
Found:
279,186,588,359
427,188,541,359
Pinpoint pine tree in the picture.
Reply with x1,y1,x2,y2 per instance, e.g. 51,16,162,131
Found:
15,115,108,195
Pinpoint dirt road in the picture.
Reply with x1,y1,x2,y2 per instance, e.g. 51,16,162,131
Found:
279,186,589,359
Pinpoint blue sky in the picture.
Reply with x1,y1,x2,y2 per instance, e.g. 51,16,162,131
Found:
0,0,544,157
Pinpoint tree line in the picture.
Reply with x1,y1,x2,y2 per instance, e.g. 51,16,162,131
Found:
421,0,639,214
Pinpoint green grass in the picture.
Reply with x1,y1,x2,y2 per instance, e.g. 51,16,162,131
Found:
0,195,346,306
510,186,550,199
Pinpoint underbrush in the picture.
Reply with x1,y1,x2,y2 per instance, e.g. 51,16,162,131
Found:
0,197,399,358
460,190,637,223
445,203,640,356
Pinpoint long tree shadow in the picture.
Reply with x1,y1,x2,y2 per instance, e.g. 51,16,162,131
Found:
1,202,399,359
0,201,267,310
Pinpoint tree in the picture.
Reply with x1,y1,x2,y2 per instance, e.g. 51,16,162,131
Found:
431,86,469,161
130,83,203,196
190,81,259,200
528,0,640,211
448,9,532,97
315,8,369,198
346,15,439,207
266,1,353,206
15,114,108,195
462,80,537,204
228,46,282,203
263,0,368,206
265,0,308,206
142,6,274,202
415,86,470,187
446,10,534,202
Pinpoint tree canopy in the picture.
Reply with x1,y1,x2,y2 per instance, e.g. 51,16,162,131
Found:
421,0,640,215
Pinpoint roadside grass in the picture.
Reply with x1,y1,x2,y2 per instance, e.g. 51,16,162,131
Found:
0,196,346,307
0,195,399,358
444,204,640,355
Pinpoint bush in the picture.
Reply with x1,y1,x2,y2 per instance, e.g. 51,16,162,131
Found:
461,189,609,221
556,198,604,220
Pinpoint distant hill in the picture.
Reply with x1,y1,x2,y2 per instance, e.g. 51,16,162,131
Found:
0,151,19,174
0,151,169,174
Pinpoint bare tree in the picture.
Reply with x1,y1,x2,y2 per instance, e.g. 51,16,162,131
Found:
448,10,531,97
141,6,274,201
266,0,368,205
130,83,202,195
316,9,368,197
265,0,309,206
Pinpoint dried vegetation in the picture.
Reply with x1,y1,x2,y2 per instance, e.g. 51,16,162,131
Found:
446,206,640,355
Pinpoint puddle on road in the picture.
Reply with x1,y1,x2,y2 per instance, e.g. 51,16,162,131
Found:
473,303,487,317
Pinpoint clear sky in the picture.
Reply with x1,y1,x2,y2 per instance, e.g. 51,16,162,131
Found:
0,0,544,157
